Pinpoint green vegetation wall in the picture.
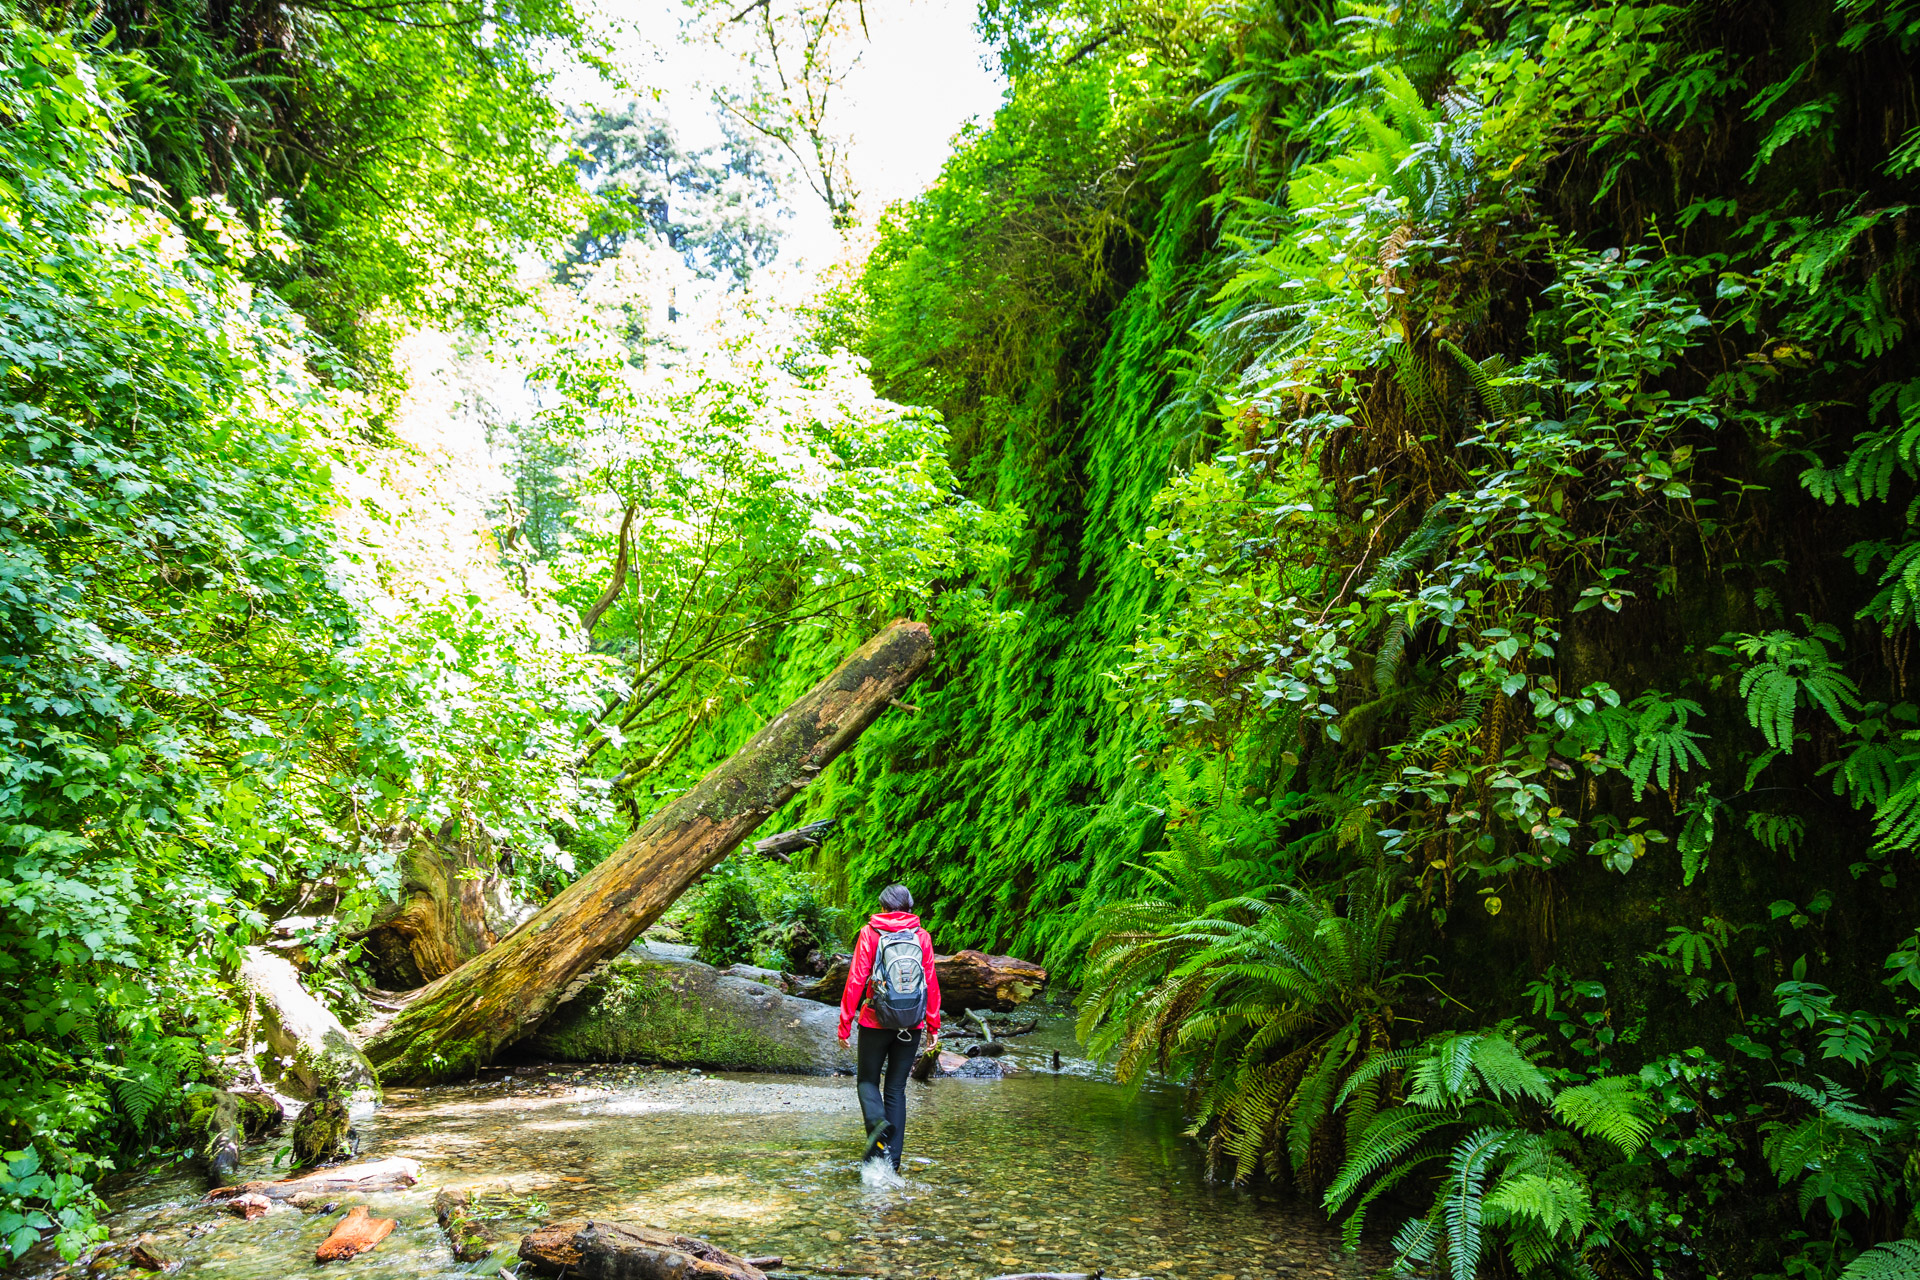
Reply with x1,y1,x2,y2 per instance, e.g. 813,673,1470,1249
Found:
755,2,1920,1263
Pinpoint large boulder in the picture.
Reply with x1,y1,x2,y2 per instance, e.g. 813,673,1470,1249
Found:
529,950,855,1074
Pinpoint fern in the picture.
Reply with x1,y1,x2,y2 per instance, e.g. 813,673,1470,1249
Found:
1439,338,1516,420
1733,621,1864,752
1763,1077,1900,1221
1841,1241,1920,1280
1552,1077,1654,1154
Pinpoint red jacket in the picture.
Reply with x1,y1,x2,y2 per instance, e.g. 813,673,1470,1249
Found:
838,911,942,1039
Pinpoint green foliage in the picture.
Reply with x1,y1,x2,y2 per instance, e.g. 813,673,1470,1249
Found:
818,0,1920,1269
690,863,766,968
1077,774,1407,1187
1763,1077,1902,1221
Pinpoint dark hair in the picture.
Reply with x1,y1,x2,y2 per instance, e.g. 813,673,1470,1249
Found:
879,884,913,912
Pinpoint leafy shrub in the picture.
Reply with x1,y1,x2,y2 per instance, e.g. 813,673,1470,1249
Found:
689,863,766,967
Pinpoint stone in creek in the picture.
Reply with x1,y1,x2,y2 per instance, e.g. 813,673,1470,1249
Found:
532,951,855,1073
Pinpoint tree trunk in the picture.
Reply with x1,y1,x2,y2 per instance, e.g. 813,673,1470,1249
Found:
237,947,379,1099
362,621,933,1084
357,820,506,988
790,948,1048,1012
518,1221,769,1280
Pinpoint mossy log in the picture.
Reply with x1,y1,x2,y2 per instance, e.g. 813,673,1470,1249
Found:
362,621,933,1084
237,947,378,1099
790,948,1048,1012
357,820,503,988
518,1221,770,1280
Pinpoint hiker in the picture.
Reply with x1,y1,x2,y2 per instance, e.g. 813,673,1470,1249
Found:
837,884,942,1169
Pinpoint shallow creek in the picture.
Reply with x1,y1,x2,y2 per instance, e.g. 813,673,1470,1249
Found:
55,1033,1381,1280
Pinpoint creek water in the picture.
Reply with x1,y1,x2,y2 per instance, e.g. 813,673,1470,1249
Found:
53,1023,1380,1280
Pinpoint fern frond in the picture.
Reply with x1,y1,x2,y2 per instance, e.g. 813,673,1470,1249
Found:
1841,1241,1920,1280
1552,1077,1654,1155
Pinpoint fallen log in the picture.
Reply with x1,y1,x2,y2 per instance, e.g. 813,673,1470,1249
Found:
751,818,837,862
205,1157,421,1202
237,947,378,1099
744,1258,783,1271
965,1041,1008,1058
363,621,933,1084
518,1220,771,1280
433,1189,498,1263
316,1205,396,1262
790,949,1047,1013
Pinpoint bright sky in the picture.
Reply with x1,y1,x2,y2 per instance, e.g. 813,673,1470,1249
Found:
585,0,1006,268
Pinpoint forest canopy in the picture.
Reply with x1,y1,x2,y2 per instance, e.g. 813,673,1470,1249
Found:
4,0,1920,1275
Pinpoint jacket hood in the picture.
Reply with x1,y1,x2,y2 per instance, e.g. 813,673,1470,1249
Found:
868,910,922,931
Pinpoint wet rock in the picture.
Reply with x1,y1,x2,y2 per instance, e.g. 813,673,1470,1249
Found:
237,947,378,1100
222,1193,272,1220
530,952,855,1074
433,1189,499,1263
289,1088,357,1167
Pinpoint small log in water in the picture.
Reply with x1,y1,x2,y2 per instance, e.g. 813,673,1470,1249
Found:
204,1157,421,1202
790,949,1047,1012
433,1188,498,1263
315,1205,396,1261
519,1220,770,1280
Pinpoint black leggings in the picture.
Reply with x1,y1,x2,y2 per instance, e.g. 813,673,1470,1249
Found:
855,1024,921,1169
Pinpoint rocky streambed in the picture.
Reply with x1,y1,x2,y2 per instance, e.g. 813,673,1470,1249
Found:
46,1038,1383,1280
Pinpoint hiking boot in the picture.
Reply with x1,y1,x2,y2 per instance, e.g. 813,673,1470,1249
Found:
863,1118,893,1163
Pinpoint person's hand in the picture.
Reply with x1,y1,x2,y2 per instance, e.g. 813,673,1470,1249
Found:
837,1030,850,1044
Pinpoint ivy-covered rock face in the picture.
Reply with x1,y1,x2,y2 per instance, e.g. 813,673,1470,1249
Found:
530,953,856,1075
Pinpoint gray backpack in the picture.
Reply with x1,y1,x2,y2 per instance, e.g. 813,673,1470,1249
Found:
867,927,929,1029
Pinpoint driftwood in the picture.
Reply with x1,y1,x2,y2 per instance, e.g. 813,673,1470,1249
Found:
316,1205,396,1262
518,1220,771,1280
363,621,933,1084
750,819,838,862
744,1258,783,1271
433,1188,498,1263
791,949,1047,1013
965,1041,1008,1058
205,1157,421,1203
